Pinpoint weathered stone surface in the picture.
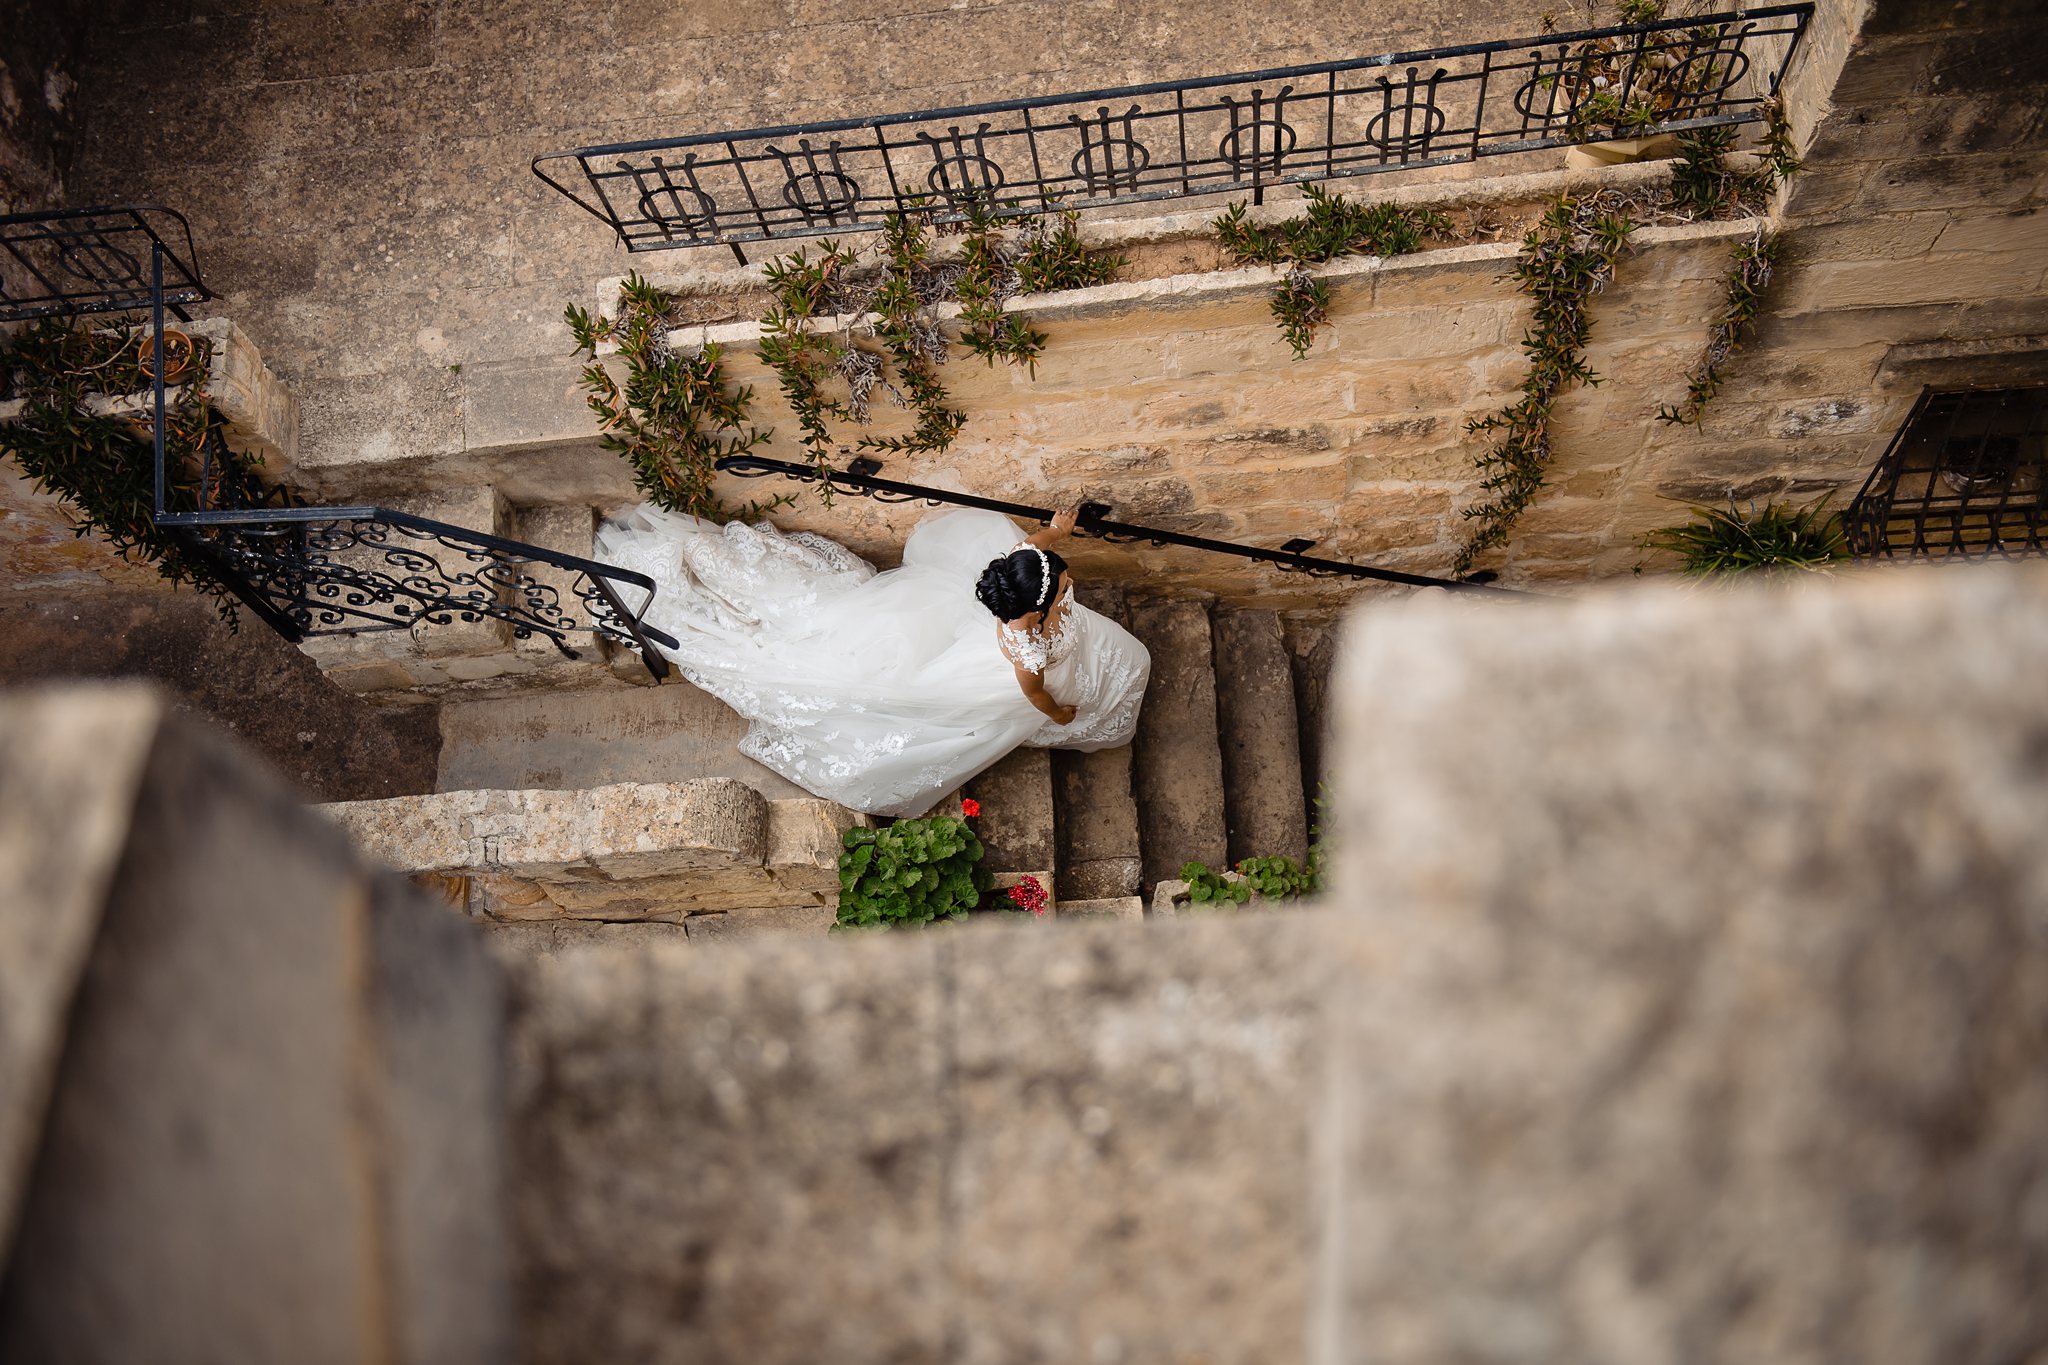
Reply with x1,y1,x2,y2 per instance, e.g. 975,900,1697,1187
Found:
324,777,766,876
1051,895,1144,920
1324,561,2048,1363
0,686,161,1247
483,918,689,961
945,913,1333,1364
0,688,509,1363
1212,609,1309,865
507,932,950,1365
963,743,1055,875
681,903,837,941
435,679,809,798
1128,599,1226,893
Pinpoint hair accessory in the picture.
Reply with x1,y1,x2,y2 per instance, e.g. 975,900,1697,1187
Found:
1027,545,1052,610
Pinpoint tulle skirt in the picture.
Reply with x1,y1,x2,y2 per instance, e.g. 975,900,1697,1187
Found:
593,505,1150,817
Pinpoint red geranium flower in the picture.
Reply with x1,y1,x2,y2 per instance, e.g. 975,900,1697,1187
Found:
960,798,981,818
1008,875,1049,916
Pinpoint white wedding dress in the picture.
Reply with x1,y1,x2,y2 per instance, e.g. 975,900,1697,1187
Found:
593,504,1152,817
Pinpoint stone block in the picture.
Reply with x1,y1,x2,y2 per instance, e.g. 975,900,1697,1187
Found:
946,913,1336,1364
0,687,163,1247
1322,563,2048,1362
1212,609,1309,866
1052,896,1144,920
0,688,509,1362
681,903,837,941
483,919,689,961
461,358,596,453
507,932,950,1365
963,745,1055,875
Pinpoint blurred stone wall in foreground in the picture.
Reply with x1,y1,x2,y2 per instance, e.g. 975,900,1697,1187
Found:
4,558,2048,1363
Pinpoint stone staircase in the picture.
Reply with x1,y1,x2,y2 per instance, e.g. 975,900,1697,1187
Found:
306,493,1340,932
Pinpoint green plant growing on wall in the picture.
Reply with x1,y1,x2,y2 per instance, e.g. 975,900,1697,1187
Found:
836,814,994,928
1452,192,1635,576
566,272,787,521
1215,186,1452,357
1658,227,1780,425
1015,208,1126,294
0,317,265,623
1637,494,1846,573
754,202,1125,462
1668,98,1801,218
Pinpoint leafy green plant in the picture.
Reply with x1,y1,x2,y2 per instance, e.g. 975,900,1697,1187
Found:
1270,269,1332,360
1015,209,1125,293
955,196,1049,375
1658,228,1779,425
1215,186,1452,356
0,316,265,623
857,211,967,455
1668,98,1800,219
566,272,784,521
836,815,994,928
1637,495,1846,574
1453,192,1634,576
1180,860,1252,906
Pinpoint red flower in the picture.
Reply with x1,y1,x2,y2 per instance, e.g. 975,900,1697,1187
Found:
960,798,981,818
1007,875,1049,916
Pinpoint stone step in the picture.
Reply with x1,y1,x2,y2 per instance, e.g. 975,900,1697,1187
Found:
963,746,1055,877
1284,619,1341,837
436,679,807,798
1052,583,1143,901
1213,609,1309,866
1054,896,1145,921
1126,598,1227,896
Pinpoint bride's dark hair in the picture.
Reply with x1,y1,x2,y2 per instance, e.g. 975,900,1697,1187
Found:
976,547,1067,622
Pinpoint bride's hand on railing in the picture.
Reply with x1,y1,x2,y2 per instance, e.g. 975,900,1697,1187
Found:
1029,506,1080,549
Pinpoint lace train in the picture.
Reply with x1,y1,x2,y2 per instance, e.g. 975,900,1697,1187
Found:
593,505,1152,817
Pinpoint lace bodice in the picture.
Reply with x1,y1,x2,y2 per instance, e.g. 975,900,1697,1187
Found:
997,582,1077,674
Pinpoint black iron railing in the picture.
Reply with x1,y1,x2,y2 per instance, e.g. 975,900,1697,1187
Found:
1845,385,2048,560
0,204,209,321
535,5,1811,256
0,206,677,679
715,453,1517,594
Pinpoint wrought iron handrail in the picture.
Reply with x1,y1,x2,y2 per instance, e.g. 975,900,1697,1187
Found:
0,204,209,321
0,205,676,680
535,4,1811,256
1845,384,2048,560
714,453,1520,594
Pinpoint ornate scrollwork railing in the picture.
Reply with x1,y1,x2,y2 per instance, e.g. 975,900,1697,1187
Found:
0,205,677,681
158,507,679,674
534,5,1812,257
714,453,1520,594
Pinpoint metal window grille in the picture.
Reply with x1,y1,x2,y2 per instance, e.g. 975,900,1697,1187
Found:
1845,385,2048,560
533,4,1812,255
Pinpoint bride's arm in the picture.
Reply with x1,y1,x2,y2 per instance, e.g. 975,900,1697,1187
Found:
1011,661,1078,726
1022,505,1080,551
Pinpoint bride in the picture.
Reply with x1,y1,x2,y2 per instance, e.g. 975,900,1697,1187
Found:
592,501,1152,817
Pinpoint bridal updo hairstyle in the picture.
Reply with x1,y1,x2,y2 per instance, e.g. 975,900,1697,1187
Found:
976,547,1067,623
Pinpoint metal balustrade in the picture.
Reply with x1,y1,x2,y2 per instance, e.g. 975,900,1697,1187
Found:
534,5,1812,257
0,206,677,679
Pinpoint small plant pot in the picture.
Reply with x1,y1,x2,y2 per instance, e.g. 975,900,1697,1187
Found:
140,328,198,385
1565,133,1682,170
